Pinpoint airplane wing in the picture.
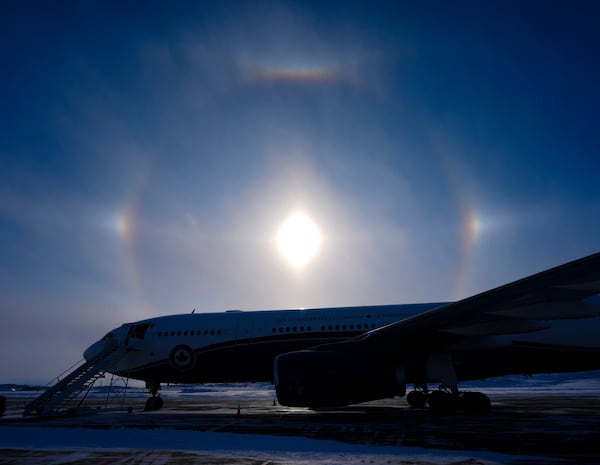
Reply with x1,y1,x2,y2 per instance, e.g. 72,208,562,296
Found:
323,251,600,355
275,251,600,407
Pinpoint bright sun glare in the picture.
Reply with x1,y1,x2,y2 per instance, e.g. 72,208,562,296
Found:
277,213,322,268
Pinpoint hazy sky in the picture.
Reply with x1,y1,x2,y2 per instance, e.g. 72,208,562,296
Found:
2,1,599,383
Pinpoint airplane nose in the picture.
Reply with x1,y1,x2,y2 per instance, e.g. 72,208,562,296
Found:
83,338,108,362
83,324,132,361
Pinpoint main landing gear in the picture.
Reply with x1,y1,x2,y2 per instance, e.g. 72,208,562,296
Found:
406,385,491,415
145,382,164,411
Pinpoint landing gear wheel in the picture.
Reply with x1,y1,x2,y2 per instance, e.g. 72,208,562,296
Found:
407,390,427,408
427,390,457,415
145,396,163,411
458,391,491,414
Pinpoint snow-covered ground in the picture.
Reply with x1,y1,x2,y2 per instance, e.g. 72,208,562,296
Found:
3,370,599,400
463,370,600,396
0,425,533,465
56,369,600,399
1,372,598,464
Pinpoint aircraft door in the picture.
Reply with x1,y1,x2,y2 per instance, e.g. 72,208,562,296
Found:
126,323,150,351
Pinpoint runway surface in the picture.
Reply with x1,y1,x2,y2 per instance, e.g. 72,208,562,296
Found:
1,384,600,464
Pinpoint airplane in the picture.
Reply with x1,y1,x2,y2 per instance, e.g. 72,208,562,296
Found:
84,252,600,414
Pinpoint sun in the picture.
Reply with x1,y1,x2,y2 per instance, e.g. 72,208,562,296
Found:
276,213,322,268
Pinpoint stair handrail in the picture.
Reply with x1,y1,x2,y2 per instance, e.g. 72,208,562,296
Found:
23,344,125,416
22,357,87,407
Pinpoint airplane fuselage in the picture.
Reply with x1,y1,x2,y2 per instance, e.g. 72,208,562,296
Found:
86,300,600,388
86,304,439,384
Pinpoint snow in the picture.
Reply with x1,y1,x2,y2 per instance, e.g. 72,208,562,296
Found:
4,370,600,400
0,425,527,465
462,370,600,396
69,370,600,400
2,373,598,464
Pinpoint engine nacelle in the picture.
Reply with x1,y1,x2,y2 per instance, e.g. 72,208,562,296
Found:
274,350,405,407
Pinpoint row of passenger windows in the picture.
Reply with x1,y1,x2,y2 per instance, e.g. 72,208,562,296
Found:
157,329,222,337
156,323,379,338
271,323,378,333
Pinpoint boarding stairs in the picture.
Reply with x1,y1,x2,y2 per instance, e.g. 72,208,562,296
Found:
23,344,126,416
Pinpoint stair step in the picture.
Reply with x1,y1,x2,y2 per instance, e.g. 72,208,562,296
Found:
23,346,126,416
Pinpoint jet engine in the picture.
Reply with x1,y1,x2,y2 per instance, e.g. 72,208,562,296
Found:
274,349,405,407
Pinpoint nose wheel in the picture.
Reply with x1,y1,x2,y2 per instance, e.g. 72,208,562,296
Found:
145,395,163,411
145,382,164,411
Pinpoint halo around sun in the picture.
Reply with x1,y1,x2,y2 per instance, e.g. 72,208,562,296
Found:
276,212,322,268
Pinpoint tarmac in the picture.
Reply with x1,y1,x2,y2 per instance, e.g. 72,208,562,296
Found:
1,390,600,464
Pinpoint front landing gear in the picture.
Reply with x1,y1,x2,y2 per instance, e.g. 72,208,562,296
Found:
145,382,163,411
146,395,163,410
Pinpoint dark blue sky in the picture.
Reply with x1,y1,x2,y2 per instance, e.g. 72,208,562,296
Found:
1,1,599,383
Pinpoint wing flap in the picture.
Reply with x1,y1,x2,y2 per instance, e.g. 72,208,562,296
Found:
488,300,600,320
440,318,551,336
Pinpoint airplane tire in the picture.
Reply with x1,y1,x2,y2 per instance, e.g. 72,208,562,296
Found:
406,390,427,408
145,397,155,410
145,396,163,411
427,390,457,415
459,391,491,414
